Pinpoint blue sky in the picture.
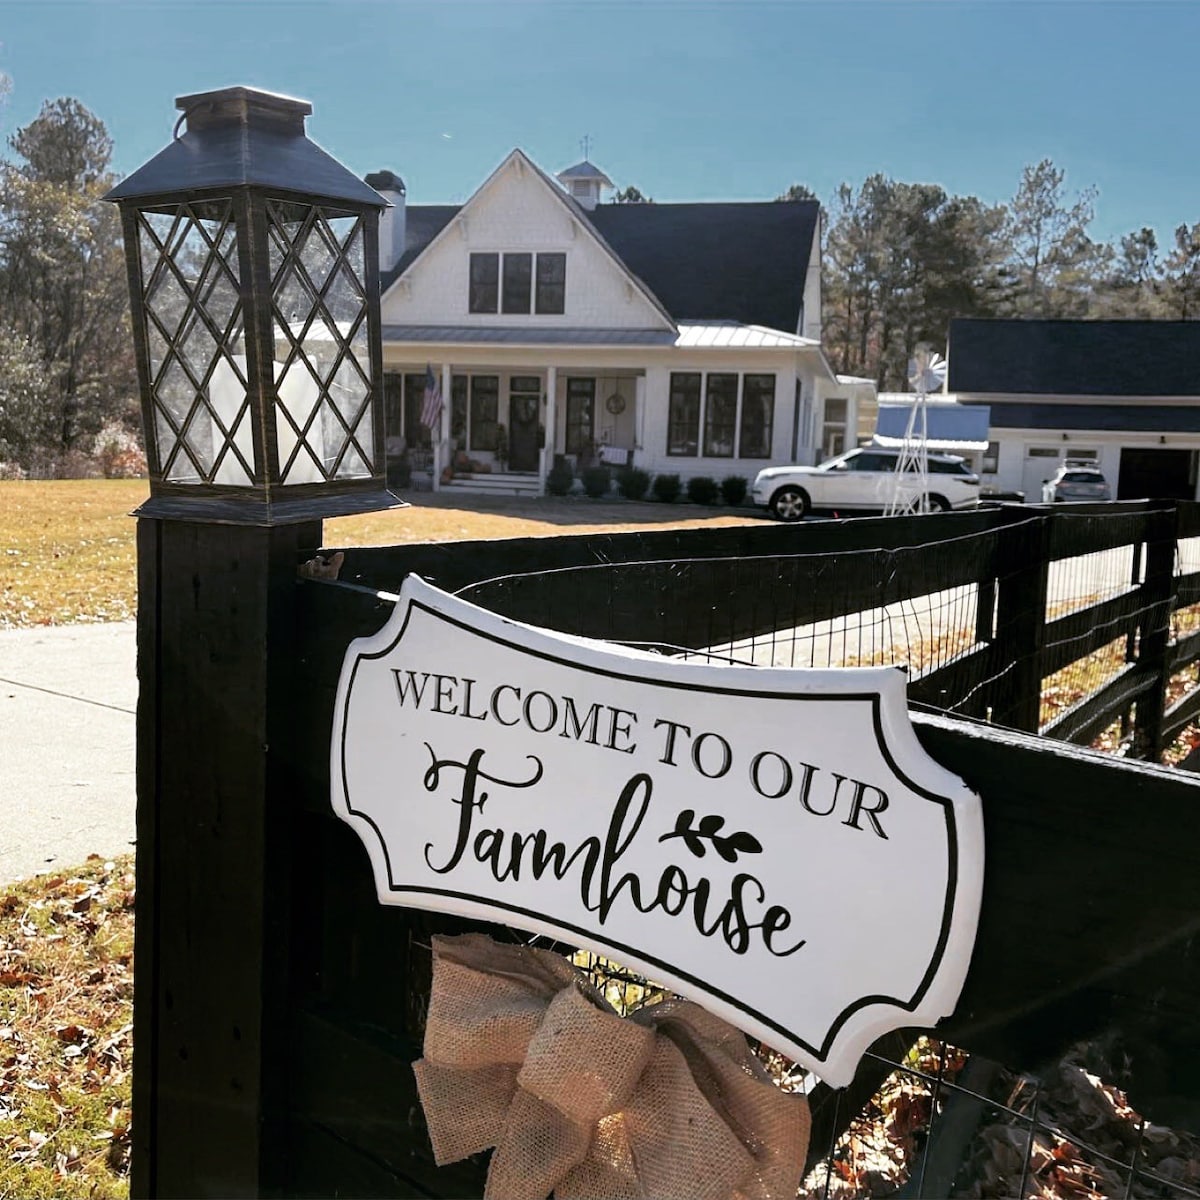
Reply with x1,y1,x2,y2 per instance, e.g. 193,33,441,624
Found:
2,0,1197,246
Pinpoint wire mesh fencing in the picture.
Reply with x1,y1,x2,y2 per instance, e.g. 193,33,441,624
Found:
792,1038,1200,1200
455,503,1199,759
445,501,1200,1199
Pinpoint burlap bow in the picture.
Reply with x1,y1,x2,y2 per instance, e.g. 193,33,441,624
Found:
412,933,811,1200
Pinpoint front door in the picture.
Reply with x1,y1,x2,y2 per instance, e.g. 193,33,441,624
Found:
508,376,541,472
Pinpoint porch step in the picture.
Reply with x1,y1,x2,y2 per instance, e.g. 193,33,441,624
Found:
441,471,542,498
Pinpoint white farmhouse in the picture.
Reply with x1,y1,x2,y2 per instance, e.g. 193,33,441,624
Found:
366,150,861,495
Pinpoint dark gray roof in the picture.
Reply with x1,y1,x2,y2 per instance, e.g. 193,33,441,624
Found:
948,319,1200,397
589,201,818,332
985,402,1200,433
380,196,820,332
875,403,991,446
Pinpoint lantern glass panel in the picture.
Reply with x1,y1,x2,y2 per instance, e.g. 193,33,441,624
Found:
136,199,255,486
267,199,375,486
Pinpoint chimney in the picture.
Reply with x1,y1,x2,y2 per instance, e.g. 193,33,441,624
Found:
365,169,406,274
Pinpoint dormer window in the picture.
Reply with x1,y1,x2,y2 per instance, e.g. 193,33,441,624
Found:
469,253,499,312
502,253,532,313
469,251,565,315
536,254,565,313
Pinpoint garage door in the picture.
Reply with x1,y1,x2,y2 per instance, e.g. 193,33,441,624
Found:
1118,448,1196,500
1022,447,1062,502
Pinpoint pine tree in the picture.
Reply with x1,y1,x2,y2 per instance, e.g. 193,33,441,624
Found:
1161,222,1200,319
1100,227,1163,317
0,98,136,467
823,175,1006,387
1001,159,1109,317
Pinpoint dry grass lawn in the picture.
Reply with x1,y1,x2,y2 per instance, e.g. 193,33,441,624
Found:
0,479,763,628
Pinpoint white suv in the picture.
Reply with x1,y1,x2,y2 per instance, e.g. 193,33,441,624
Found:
752,447,981,522
1041,463,1112,503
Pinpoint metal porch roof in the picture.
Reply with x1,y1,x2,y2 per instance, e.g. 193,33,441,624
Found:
379,321,818,350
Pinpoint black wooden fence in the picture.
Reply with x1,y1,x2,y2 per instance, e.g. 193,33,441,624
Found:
338,498,1200,762
133,499,1200,1197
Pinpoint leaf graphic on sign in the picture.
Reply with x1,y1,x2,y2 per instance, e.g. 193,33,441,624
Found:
669,808,705,857
660,811,763,863
714,830,764,862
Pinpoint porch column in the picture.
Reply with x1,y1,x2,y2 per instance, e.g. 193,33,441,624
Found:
635,374,647,461
434,361,451,492
542,365,558,495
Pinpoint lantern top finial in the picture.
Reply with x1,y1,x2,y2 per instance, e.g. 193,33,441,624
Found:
174,86,313,136
104,84,383,208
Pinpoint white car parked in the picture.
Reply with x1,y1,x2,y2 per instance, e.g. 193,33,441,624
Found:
1040,462,1112,503
751,447,981,522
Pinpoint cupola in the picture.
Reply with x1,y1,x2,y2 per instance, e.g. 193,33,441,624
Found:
555,160,613,211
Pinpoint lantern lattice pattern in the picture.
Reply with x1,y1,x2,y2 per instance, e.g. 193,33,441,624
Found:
267,198,374,485
139,199,253,486
136,195,376,488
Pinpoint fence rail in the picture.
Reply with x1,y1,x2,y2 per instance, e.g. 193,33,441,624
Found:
335,498,1200,764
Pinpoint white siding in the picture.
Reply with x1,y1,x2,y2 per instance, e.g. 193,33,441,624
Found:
381,155,671,331
981,428,1200,500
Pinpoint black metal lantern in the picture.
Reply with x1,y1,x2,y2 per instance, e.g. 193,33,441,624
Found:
106,86,402,523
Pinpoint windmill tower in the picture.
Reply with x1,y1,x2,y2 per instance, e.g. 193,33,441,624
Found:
885,346,947,516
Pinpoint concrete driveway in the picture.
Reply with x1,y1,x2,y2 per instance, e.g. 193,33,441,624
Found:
0,621,137,884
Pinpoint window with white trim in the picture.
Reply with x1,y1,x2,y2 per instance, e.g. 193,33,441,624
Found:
740,375,775,458
668,371,776,458
822,397,847,458
565,378,595,455
469,252,566,315
703,374,737,457
469,254,499,313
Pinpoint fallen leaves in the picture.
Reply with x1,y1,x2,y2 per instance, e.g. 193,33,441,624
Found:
0,854,134,1197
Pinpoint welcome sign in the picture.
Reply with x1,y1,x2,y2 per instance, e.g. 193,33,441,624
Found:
331,576,983,1086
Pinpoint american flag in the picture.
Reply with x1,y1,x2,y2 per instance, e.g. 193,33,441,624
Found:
420,364,443,431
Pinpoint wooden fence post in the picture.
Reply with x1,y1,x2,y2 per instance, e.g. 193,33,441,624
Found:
1132,502,1178,761
991,511,1051,733
133,518,321,1198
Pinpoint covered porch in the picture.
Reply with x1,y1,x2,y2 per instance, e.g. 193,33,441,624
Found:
383,363,645,496
382,348,652,496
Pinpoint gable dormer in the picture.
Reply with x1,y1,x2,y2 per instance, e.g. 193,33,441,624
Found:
380,149,673,332
555,160,613,211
